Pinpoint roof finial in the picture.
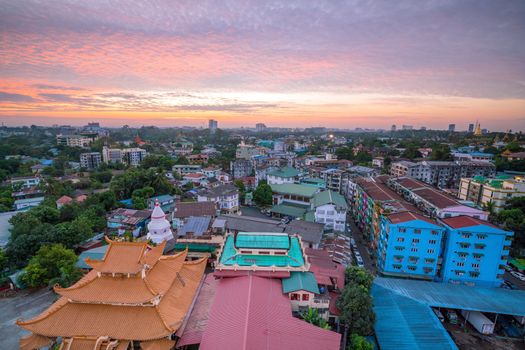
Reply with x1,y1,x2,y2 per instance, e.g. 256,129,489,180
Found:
155,198,160,207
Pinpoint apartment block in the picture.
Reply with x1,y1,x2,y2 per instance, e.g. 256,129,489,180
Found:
459,176,525,212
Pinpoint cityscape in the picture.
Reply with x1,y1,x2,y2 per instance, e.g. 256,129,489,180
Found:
1,1,525,350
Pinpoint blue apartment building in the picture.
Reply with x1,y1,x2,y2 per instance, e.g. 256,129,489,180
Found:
377,211,445,280
440,216,513,287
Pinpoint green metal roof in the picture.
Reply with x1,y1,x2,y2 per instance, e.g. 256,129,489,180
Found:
76,245,108,269
301,178,325,184
510,258,525,270
304,210,315,222
271,203,308,218
312,190,348,209
373,283,458,350
236,232,291,249
282,271,320,294
271,183,318,197
268,166,300,178
220,234,305,267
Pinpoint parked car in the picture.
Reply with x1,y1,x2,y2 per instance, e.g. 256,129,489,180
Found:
350,238,357,249
510,271,525,281
355,256,365,268
433,308,445,323
504,264,513,272
446,309,458,324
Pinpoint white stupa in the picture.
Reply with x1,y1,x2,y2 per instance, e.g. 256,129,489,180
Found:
147,199,174,244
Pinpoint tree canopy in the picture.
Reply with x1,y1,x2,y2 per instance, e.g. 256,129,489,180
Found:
253,181,272,207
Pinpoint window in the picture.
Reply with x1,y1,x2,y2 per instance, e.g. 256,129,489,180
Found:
407,265,417,271
397,237,405,242
290,293,299,300
457,262,465,267
410,248,418,253
469,271,480,278
459,242,470,249
425,258,435,264
431,230,439,235
429,240,437,245
412,239,420,244
455,270,465,276
393,264,402,270
302,294,310,301
461,233,471,239
399,228,407,233
427,249,434,254
475,243,486,250
472,263,480,268
394,246,405,251
414,229,421,234
476,234,488,239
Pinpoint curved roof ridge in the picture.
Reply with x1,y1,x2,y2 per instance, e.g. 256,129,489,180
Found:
53,270,99,293
17,297,69,327
145,250,188,294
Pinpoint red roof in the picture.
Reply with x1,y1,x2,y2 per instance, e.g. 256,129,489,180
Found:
387,211,437,225
199,275,341,350
305,248,345,290
56,195,73,204
441,215,500,229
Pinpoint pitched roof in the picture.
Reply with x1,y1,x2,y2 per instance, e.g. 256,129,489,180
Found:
271,183,318,198
284,220,324,245
411,187,458,209
282,271,320,294
312,190,348,209
441,215,504,230
199,275,341,350
216,214,284,233
387,211,438,226
17,238,207,342
56,195,73,204
268,166,300,178
197,183,238,197
173,202,217,218
178,216,212,236
271,203,308,217
305,248,345,290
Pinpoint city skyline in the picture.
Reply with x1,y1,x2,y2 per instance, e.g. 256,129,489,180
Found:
1,1,525,130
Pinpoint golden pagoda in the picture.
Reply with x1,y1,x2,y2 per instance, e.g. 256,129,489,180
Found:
474,121,482,136
17,237,207,350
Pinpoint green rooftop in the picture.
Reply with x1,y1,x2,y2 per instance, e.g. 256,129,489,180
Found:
236,232,291,249
174,243,217,252
510,259,525,271
313,190,348,209
271,183,318,198
268,166,300,178
282,271,320,294
219,234,305,267
271,203,309,218
76,245,108,269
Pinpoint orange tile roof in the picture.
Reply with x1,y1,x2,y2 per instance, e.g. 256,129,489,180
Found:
17,238,207,343
85,237,147,274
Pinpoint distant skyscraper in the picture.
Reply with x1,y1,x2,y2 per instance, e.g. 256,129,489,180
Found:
402,125,413,130
448,124,456,132
208,119,218,133
420,126,427,131
391,124,396,132
468,123,474,133
256,123,267,132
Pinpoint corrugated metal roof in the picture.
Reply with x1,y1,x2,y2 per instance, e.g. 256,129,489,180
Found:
312,190,348,209
271,184,318,198
373,283,458,350
375,277,525,316
282,272,320,294
271,203,308,218
236,232,290,249
178,216,212,236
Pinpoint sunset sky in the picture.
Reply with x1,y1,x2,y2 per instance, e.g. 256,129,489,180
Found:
1,0,524,130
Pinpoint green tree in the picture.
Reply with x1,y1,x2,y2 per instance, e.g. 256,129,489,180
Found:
345,266,373,290
301,307,331,329
349,333,373,350
20,244,81,288
234,179,246,202
253,181,272,206
132,186,155,210
430,144,452,161
175,156,190,165
0,249,7,272
402,146,422,160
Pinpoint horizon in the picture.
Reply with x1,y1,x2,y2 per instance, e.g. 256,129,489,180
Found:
1,1,525,131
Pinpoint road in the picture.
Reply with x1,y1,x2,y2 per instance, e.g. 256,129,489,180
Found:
347,217,377,275
0,288,56,349
240,206,273,219
504,271,525,290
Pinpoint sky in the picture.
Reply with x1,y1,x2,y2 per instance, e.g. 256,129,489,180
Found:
1,0,525,131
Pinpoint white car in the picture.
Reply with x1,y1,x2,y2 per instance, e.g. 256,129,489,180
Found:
510,271,525,281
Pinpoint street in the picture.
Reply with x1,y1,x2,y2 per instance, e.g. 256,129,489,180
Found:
504,271,525,290
346,218,377,275
0,288,56,349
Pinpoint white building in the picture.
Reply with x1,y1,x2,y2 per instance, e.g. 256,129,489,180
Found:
102,146,147,166
80,152,102,169
146,201,174,244
267,166,300,185
56,134,94,148
197,184,239,214
459,176,525,212
312,190,348,232
10,176,41,189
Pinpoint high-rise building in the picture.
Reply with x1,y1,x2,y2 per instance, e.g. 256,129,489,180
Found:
209,119,218,133
448,124,456,132
402,125,413,130
468,123,475,133
80,152,102,169
256,123,267,132
391,124,396,132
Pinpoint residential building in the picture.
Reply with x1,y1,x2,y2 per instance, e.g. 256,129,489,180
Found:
9,175,41,189
452,152,493,163
102,146,122,164
459,176,525,212
106,208,151,236
440,216,512,287
319,234,353,266
173,164,202,176
256,123,267,132
319,168,348,194
502,151,525,161
197,184,239,214
284,220,324,249
102,146,147,166
267,166,300,185
147,194,175,212
202,166,221,178
79,152,102,169
372,157,385,168
174,216,221,258
14,196,44,211
17,238,206,350
230,159,253,179
349,165,379,178
390,160,496,188
208,119,218,133
188,153,209,164
377,211,445,280
300,177,326,189
183,172,207,186
171,140,193,156
270,184,318,219
172,201,217,228
56,134,94,148
311,190,348,232
235,142,267,160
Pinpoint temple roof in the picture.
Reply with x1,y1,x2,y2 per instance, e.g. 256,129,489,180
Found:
17,237,207,342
